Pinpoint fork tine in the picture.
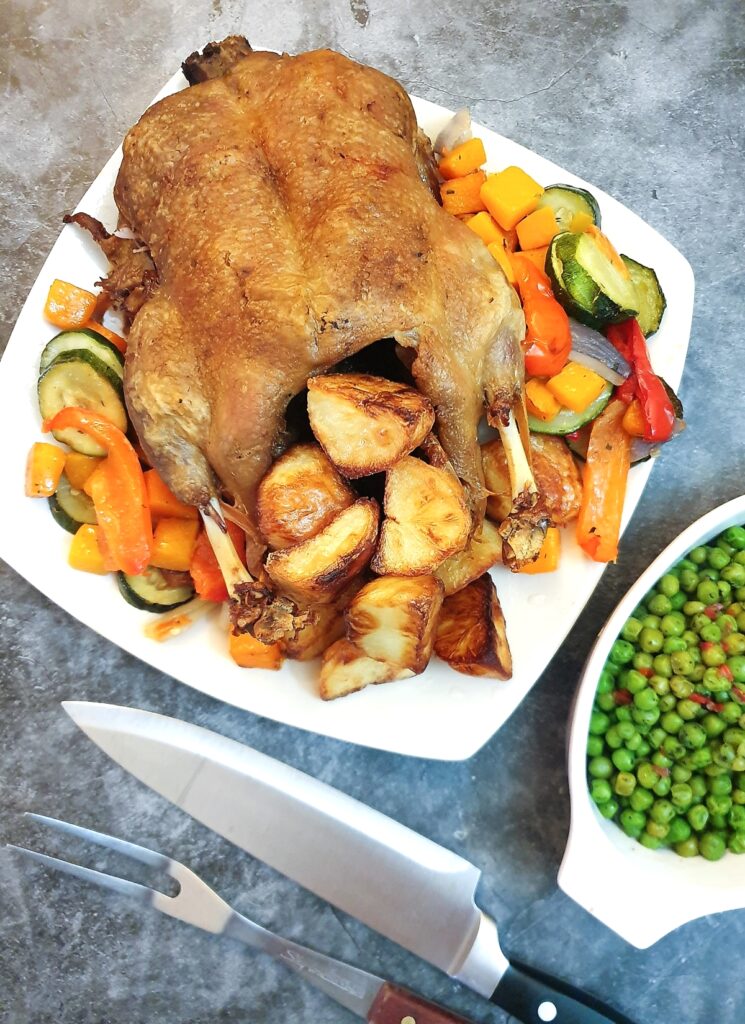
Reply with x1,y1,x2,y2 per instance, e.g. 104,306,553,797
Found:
6,845,154,906
25,813,169,871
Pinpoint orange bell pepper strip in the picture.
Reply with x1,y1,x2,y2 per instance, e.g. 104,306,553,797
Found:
83,321,127,355
576,399,632,563
25,442,66,497
190,519,247,602
44,279,97,329
512,253,572,378
42,408,152,575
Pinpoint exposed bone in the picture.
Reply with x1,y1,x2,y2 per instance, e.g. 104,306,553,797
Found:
492,411,549,569
201,498,305,643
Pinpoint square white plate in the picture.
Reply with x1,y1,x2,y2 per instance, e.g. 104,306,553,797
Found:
0,71,694,760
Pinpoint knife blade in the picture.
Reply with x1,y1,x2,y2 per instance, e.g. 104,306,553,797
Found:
64,701,637,1024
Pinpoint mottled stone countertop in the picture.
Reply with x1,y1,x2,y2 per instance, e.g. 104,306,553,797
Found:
2,2,744,1022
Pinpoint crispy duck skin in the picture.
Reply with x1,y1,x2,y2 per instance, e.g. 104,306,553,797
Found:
108,39,540,565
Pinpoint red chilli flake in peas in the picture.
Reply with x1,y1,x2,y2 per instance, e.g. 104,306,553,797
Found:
638,667,654,678
732,686,745,704
719,664,734,682
690,693,724,713
704,604,723,620
613,689,633,705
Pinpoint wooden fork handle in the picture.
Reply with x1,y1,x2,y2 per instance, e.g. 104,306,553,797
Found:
367,982,474,1024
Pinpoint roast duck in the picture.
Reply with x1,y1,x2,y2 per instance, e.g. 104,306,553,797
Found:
69,37,546,640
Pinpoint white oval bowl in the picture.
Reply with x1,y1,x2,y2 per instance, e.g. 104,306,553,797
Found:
559,494,745,948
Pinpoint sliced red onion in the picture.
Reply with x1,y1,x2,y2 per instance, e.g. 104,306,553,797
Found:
434,108,471,154
570,320,631,385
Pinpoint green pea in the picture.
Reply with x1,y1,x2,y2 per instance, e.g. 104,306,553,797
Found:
702,644,727,668
598,798,619,820
620,809,645,837
604,725,623,749
633,688,659,712
700,623,722,644
710,813,728,830
670,592,687,611
612,748,636,772
648,726,666,748
671,677,694,699
614,771,637,796
700,832,727,861
671,783,693,810
678,699,701,721
728,805,745,831
637,763,658,789
661,736,686,760
688,547,708,566
690,775,708,799
683,748,713,772
724,526,745,551
648,594,672,616
679,558,698,573
630,788,654,812
651,676,671,696
652,751,673,770
591,779,613,804
667,816,692,844
682,629,700,646
697,580,720,605
632,706,660,728
640,832,664,849
621,617,643,642
727,655,745,683
650,799,675,825
675,837,700,857
725,728,745,747
639,628,664,653
671,764,692,783
659,693,677,712
653,775,672,797
616,721,637,741
658,573,681,597
716,613,738,637
718,580,733,603
596,692,617,712
589,710,611,735
725,633,745,655
663,637,687,654
702,713,727,738
641,614,662,630
680,569,700,593
706,794,733,817
587,735,604,758
610,639,636,665
670,650,695,676
645,820,669,839
713,742,736,767
616,706,633,722
633,652,655,671
653,655,673,678
661,710,684,734
728,833,745,853
722,700,743,722
688,804,710,831
588,756,613,779
708,548,731,572
636,741,652,758
624,669,649,694
723,564,745,587
679,722,707,750
683,601,705,617
738,612,745,632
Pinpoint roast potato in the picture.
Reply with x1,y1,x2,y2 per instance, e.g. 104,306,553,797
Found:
435,518,503,596
279,602,345,661
434,573,512,679
346,574,444,674
372,457,470,575
482,434,582,526
257,443,355,550
307,373,435,478
265,498,379,604
319,639,412,700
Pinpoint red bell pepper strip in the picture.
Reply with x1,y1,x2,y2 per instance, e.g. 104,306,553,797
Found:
512,253,572,378
43,408,152,575
575,398,632,562
606,319,675,443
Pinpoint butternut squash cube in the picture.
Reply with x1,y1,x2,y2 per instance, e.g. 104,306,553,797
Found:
480,166,544,230
515,206,559,250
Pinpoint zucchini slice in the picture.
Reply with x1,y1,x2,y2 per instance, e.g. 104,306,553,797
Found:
528,380,613,435
118,567,195,613
547,231,640,328
40,328,124,379
48,472,97,533
38,351,128,456
537,184,601,232
621,255,667,337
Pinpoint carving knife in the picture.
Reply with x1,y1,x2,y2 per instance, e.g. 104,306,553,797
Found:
63,701,636,1024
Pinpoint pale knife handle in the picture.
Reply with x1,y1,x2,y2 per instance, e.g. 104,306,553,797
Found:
491,960,638,1024
367,982,475,1024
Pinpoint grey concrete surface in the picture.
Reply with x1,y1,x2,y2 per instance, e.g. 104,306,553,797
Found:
1,1,744,1021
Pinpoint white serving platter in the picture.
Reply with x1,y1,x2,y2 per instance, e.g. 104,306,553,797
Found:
0,69,694,760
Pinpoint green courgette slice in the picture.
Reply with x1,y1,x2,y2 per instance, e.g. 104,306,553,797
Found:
528,380,613,435
547,231,640,329
118,567,195,613
40,328,124,379
621,255,667,337
537,184,601,232
48,472,97,534
38,351,128,456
